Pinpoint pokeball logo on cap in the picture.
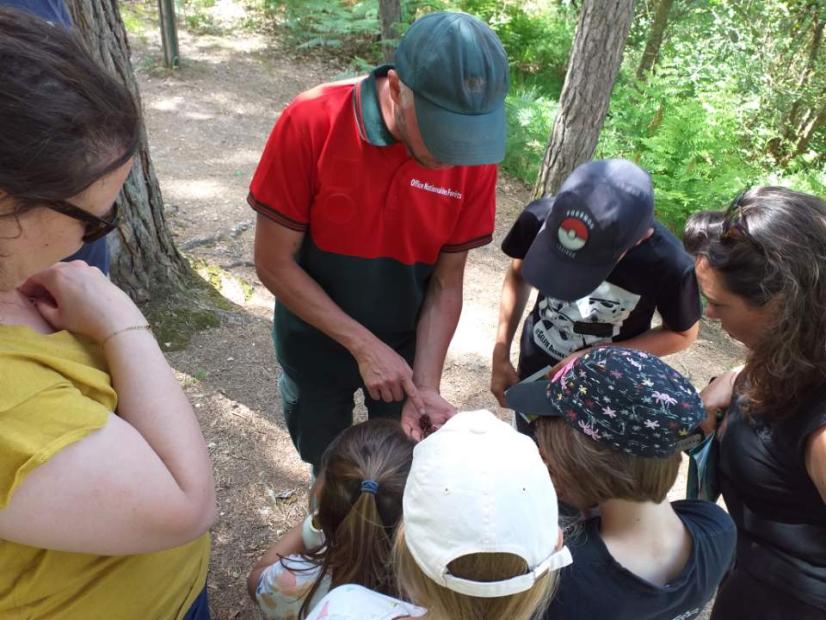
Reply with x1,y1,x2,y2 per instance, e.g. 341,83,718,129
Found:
557,217,589,251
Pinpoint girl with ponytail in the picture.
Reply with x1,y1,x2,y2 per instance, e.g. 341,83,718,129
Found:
248,419,415,619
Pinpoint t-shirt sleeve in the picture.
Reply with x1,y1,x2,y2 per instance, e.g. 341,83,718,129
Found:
501,198,549,260
255,555,328,620
0,383,109,509
247,102,317,232
656,264,702,333
442,165,497,252
305,585,426,620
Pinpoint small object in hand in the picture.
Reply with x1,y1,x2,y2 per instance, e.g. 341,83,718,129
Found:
418,414,436,439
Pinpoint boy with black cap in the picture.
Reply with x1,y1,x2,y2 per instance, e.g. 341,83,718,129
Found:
506,347,736,620
491,159,701,433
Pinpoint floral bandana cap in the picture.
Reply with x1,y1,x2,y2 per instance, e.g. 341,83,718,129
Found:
544,347,704,457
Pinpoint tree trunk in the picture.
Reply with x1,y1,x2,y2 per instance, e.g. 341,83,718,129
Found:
379,0,402,63
67,0,194,303
635,0,674,80
782,14,823,138
533,0,636,199
783,95,826,164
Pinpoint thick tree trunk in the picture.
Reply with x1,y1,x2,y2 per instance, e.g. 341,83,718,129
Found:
635,0,674,80
67,0,194,303
379,0,401,63
533,0,636,199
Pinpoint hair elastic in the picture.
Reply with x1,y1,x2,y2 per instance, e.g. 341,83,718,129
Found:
360,479,379,494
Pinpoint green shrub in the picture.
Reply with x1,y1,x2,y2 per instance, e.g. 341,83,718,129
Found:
502,87,556,183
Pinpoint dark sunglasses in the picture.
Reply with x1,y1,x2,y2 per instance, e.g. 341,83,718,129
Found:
44,200,119,243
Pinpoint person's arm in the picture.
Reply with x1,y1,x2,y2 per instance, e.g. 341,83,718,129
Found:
254,215,424,411
608,321,699,357
698,366,743,436
546,322,700,380
247,521,306,599
491,258,532,406
0,262,216,555
805,426,826,504
399,251,467,438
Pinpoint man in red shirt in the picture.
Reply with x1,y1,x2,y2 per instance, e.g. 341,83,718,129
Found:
249,11,508,470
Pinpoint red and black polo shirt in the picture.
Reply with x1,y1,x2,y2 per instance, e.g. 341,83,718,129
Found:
248,65,497,376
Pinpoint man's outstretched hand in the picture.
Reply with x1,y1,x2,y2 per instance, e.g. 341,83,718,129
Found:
401,388,457,441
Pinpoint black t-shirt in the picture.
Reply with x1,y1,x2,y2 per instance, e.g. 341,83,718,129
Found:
718,389,826,610
544,500,736,620
502,198,702,377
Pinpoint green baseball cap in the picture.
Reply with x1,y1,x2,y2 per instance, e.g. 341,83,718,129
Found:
394,11,509,166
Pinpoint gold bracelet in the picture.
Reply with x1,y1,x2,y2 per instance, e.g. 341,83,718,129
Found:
101,324,152,345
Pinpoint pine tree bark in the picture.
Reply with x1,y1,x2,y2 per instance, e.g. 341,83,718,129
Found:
533,0,636,199
67,0,195,303
379,0,401,63
635,0,674,80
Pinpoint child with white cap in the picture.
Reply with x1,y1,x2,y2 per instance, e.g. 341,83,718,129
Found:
306,410,572,620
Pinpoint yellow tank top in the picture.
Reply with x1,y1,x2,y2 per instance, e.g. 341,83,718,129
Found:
0,325,210,619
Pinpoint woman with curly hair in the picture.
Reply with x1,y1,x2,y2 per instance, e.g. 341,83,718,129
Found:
684,187,826,619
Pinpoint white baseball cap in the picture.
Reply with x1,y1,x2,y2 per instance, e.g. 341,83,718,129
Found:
402,410,572,598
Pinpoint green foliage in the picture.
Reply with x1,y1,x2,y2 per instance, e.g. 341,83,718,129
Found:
596,74,760,231
253,0,825,234
502,87,556,183
263,0,381,53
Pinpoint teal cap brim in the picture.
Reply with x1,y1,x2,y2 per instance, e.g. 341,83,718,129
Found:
413,92,506,166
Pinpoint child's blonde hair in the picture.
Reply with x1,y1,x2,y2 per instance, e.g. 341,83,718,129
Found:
393,526,556,620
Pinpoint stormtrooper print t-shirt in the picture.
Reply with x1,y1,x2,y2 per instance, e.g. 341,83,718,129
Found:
503,198,701,378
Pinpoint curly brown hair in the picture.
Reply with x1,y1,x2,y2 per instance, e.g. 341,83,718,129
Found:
686,187,826,417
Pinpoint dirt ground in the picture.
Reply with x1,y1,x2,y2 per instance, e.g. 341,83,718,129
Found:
129,12,745,619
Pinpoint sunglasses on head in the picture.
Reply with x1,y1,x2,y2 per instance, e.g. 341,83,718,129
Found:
721,188,755,245
44,199,119,243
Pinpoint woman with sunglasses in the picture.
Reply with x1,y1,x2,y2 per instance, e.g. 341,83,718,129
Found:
0,9,215,619
683,187,826,620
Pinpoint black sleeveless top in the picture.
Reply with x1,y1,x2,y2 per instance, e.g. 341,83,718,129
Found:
718,387,826,610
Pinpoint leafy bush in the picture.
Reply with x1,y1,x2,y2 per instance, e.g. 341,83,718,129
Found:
264,0,380,52
502,87,556,183
597,73,760,232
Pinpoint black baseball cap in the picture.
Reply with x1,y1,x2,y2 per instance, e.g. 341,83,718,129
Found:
521,160,654,301
504,347,705,458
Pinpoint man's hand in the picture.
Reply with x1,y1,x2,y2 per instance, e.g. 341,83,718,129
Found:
353,336,425,412
491,343,519,407
401,388,457,440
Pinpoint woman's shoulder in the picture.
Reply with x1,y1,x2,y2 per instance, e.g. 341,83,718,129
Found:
306,585,426,620
0,327,114,510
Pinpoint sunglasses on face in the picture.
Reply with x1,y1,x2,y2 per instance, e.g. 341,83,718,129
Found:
44,199,119,243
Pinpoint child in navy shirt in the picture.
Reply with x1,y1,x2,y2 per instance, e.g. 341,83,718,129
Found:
507,347,735,620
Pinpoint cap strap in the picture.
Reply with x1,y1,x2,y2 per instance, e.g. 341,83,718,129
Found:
440,545,573,598
360,480,379,494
